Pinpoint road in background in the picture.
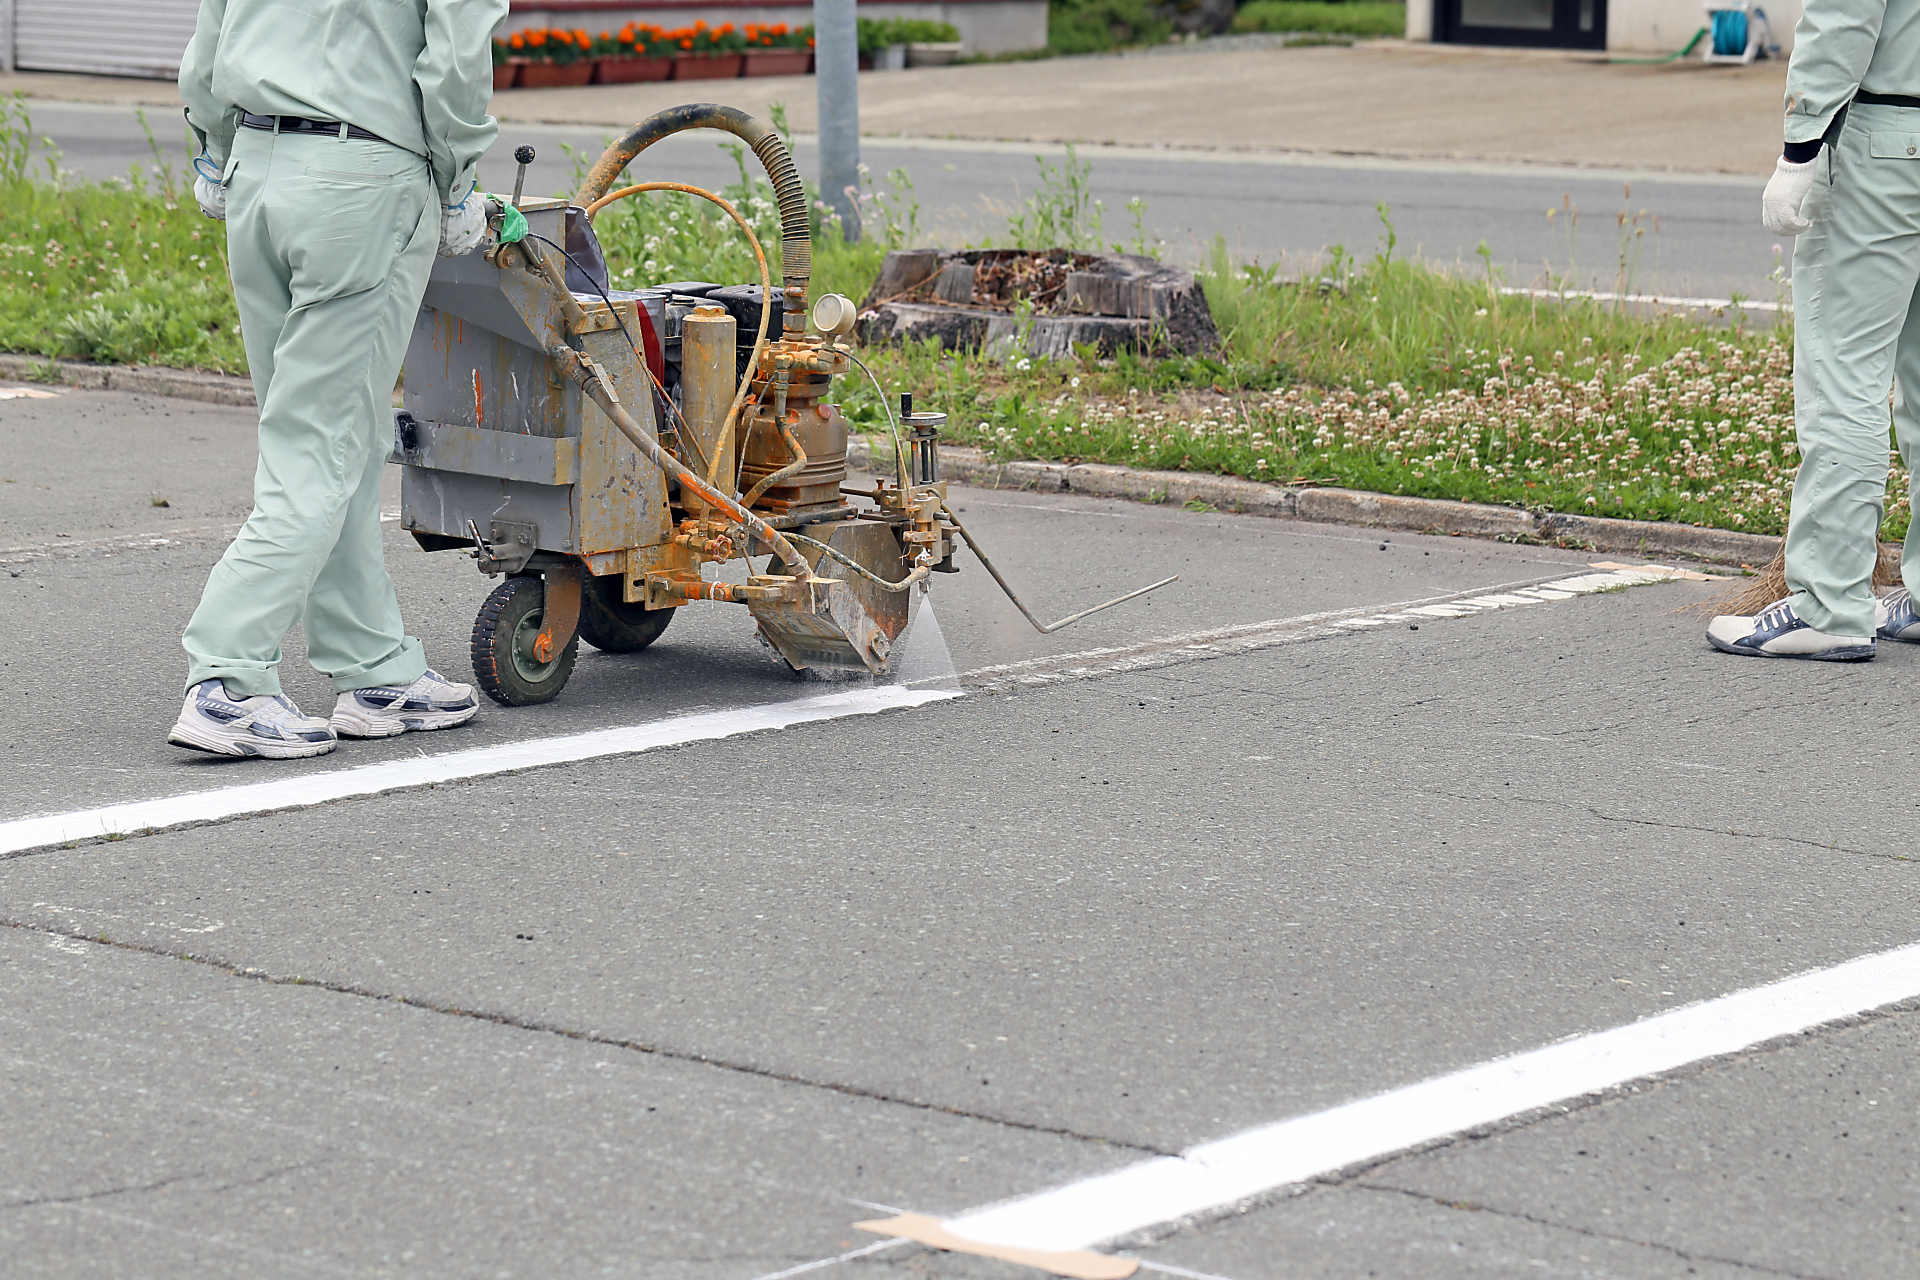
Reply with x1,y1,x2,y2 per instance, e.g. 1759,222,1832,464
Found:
26,101,1778,304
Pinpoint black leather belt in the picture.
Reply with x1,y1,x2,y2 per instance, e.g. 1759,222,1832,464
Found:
239,112,388,144
1856,91,1920,109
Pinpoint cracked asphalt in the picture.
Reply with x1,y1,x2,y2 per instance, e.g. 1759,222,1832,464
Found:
4,384,1918,1278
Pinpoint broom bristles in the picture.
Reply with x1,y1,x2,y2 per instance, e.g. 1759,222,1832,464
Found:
1699,540,1904,616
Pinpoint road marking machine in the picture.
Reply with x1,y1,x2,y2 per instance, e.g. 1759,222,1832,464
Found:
395,105,1173,705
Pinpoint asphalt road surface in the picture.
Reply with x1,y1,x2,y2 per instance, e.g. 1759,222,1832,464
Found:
27,100,1778,304
4,380,1918,1277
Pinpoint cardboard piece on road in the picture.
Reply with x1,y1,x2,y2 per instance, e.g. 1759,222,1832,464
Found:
0,386,59,400
854,1212,1139,1278
1589,560,1719,581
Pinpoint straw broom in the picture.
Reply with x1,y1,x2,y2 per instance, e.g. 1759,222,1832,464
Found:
1706,540,1903,616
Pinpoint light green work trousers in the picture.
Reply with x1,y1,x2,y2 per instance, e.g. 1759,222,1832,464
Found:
182,124,437,697
1785,101,1920,638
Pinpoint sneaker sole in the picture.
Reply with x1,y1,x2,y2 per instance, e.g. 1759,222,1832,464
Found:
1706,634,1877,662
330,703,481,739
167,720,338,759
1878,628,1920,644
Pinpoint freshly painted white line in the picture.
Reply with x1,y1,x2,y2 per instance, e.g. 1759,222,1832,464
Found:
0,687,955,857
936,941,1920,1255
5,564,1681,854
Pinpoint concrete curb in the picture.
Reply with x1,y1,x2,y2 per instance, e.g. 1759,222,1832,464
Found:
0,354,256,407
0,355,1779,569
848,440,1783,569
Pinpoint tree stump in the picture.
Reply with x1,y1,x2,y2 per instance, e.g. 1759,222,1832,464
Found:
858,248,1221,359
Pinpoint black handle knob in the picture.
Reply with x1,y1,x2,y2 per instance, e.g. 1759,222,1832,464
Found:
514,145,536,165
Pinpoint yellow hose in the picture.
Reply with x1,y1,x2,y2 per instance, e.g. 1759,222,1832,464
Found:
586,182,773,492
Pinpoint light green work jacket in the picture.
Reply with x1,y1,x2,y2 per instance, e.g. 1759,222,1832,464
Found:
1787,0,1920,143
180,0,506,206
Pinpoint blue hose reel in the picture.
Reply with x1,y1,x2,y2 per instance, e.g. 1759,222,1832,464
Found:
1710,8,1749,57
1701,3,1776,64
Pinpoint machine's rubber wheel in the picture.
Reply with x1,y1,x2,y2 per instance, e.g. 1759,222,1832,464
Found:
470,574,579,706
577,574,675,653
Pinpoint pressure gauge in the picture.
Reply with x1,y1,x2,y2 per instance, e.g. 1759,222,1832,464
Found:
811,292,858,338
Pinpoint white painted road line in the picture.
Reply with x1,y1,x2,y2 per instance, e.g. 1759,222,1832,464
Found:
0,512,404,565
4,564,1686,858
1499,285,1785,314
954,565,1683,693
922,941,1920,1258
0,687,955,857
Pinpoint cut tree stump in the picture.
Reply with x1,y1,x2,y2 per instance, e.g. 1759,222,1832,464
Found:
859,248,1220,358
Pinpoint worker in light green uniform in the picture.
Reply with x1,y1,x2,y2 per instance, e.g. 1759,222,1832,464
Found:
1710,0,1920,659
169,0,507,758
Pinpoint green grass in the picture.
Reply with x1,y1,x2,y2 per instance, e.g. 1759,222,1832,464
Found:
0,97,243,370
1232,1,1407,37
1046,0,1172,55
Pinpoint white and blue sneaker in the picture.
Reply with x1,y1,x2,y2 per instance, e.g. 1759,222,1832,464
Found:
1876,588,1920,642
1706,599,1875,662
168,680,338,758
330,668,480,738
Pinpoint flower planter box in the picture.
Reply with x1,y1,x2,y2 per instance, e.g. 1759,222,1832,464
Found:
519,61,594,88
671,52,745,79
594,55,674,84
869,44,907,71
494,61,521,90
742,48,812,76
905,42,963,67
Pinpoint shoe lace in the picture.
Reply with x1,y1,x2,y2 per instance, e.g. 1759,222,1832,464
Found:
253,694,319,729
1755,601,1797,632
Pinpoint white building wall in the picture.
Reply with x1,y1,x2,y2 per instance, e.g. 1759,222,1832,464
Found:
1609,0,1800,54
1405,0,1802,55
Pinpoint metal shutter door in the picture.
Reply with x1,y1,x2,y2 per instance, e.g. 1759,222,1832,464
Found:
15,0,200,77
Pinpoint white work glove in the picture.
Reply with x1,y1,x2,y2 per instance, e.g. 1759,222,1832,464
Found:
438,190,489,258
1761,155,1819,236
191,153,226,222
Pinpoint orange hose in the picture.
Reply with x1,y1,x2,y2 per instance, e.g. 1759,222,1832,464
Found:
586,182,773,491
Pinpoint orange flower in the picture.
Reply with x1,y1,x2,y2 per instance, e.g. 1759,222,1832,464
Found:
527,30,546,46
508,31,525,48
679,37,693,48
573,28,589,43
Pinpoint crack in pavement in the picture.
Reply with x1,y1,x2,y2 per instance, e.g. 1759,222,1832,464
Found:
0,916,1174,1163
0,1158,323,1213
1,1169,206,1213
1417,787,1895,863
1342,1181,1832,1279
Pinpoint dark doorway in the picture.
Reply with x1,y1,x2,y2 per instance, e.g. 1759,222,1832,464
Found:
1435,0,1606,49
